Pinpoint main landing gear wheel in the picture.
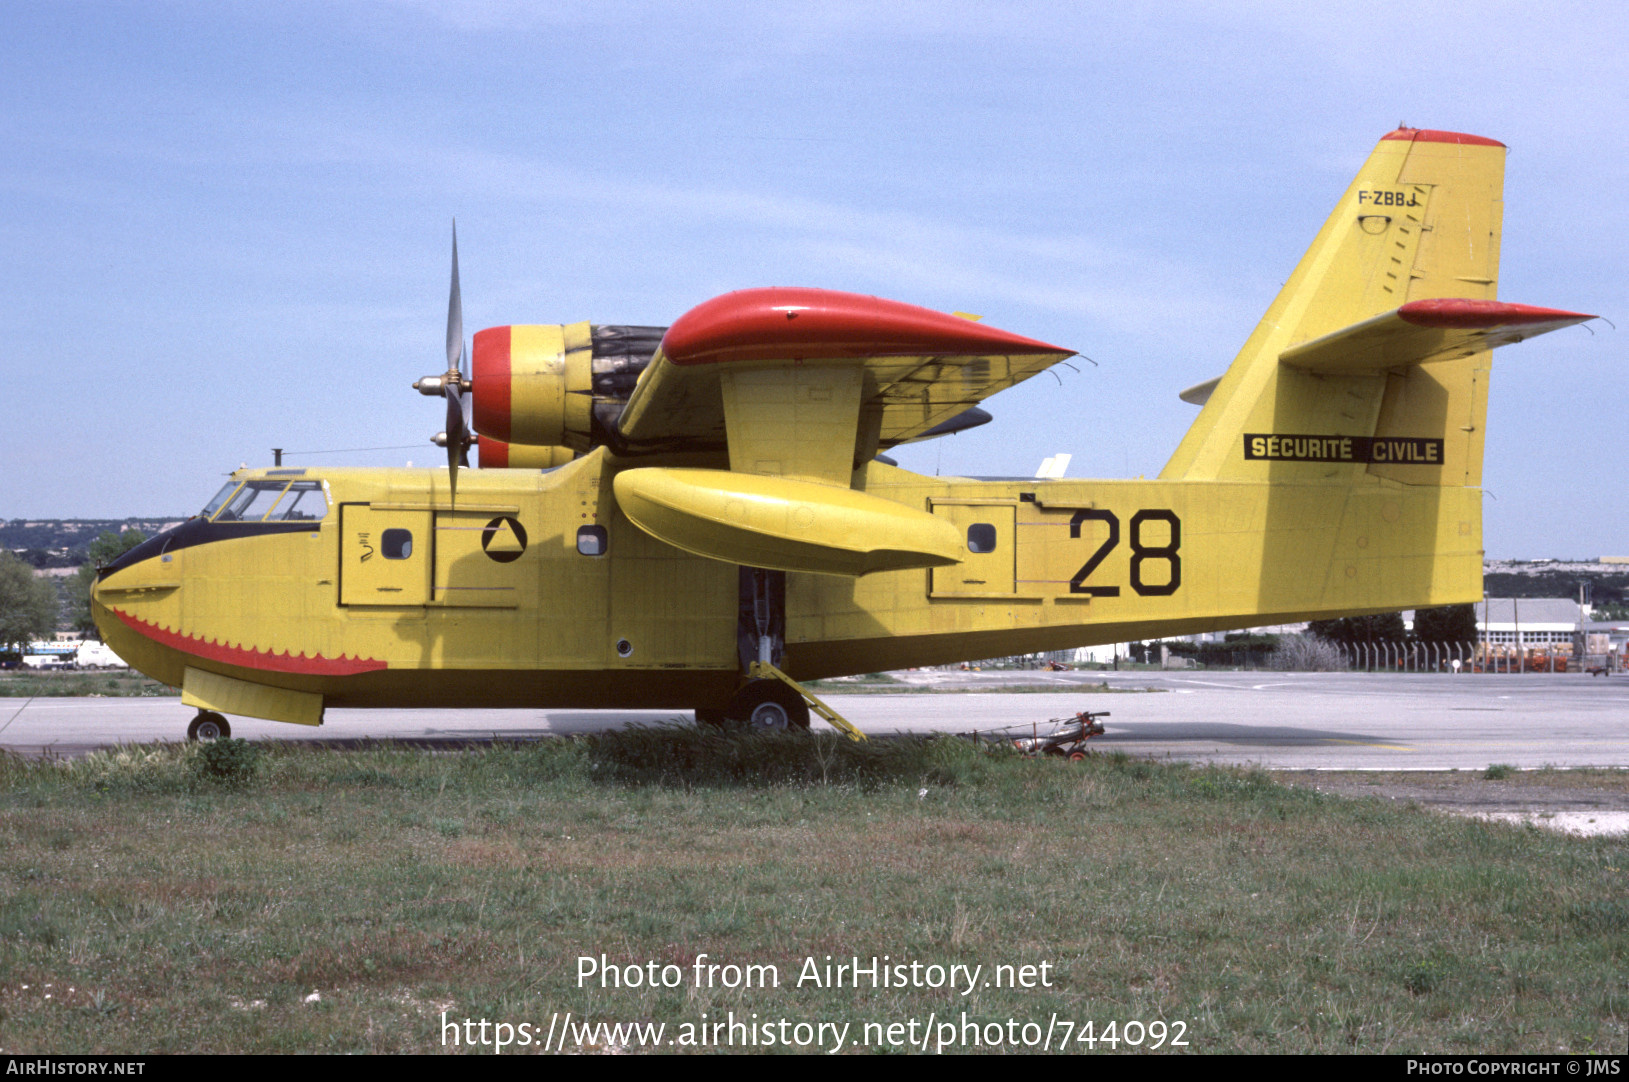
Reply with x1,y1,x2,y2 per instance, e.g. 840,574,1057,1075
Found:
727,679,810,732
188,711,230,741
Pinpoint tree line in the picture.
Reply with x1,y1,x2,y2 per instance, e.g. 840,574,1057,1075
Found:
0,530,146,653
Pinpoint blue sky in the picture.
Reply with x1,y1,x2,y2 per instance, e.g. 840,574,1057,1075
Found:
3,1,1623,557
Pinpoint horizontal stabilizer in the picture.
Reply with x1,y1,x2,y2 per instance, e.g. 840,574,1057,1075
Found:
1179,376,1221,406
613,467,964,576
1280,299,1593,375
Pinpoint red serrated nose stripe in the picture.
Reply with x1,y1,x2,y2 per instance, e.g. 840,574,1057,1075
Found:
112,609,388,676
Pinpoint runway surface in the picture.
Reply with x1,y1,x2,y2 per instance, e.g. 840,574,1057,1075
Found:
3,670,1626,771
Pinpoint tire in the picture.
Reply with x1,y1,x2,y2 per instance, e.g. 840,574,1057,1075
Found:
1068,750,1088,763
727,679,810,732
187,712,231,741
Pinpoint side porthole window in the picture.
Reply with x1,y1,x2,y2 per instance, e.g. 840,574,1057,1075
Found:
381,529,413,560
967,523,997,554
577,525,608,556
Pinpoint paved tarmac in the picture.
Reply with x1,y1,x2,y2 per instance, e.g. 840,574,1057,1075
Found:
3,670,1625,771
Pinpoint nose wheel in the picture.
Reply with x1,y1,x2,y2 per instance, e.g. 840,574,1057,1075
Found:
187,711,231,741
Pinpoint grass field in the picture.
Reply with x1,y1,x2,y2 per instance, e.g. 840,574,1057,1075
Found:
1,730,1624,1054
0,671,172,698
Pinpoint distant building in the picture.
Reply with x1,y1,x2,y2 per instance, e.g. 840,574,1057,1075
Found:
1473,599,1584,670
1476,598,1582,649
1583,618,1629,673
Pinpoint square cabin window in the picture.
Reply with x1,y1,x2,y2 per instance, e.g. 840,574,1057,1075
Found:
967,523,998,554
381,529,413,560
577,525,608,556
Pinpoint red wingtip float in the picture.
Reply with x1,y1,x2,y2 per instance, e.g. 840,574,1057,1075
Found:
659,287,1072,366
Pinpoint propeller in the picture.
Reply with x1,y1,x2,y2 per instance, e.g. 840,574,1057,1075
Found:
416,221,472,502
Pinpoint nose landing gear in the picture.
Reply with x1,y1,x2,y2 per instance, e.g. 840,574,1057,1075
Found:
187,711,231,741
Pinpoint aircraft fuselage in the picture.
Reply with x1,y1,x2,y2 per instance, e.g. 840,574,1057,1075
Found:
93,451,1481,726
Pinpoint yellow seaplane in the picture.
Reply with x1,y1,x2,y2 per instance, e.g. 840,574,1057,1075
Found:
93,128,1592,740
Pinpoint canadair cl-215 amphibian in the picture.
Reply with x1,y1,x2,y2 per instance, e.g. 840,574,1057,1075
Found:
93,128,1594,740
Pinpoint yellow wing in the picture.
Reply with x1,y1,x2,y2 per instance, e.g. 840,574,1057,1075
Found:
615,288,1074,452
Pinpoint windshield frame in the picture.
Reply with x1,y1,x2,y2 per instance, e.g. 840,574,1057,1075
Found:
199,482,242,520
207,479,330,524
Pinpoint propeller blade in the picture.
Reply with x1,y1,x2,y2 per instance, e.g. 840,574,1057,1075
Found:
447,438,460,504
445,381,465,504
438,222,468,503
445,382,464,443
446,221,463,376
460,341,472,427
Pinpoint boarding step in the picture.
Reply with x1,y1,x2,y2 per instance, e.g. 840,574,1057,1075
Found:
746,660,868,742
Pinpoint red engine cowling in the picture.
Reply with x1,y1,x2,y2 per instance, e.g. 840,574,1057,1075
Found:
472,323,588,449
476,435,575,470
472,322,663,453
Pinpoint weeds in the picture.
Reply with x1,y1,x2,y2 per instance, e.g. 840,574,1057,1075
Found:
0,736,1623,1054
0,671,171,697
584,724,988,788
188,738,262,787
1404,956,1448,996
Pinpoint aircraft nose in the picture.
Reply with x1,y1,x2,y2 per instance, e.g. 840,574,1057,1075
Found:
93,552,181,599
90,547,183,655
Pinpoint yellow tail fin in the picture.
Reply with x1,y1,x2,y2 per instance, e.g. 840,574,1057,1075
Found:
1163,128,1511,487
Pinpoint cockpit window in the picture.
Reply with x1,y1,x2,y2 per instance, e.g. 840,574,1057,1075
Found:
201,482,241,519
214,482,286,522
212,480,329,523
264,481,328,521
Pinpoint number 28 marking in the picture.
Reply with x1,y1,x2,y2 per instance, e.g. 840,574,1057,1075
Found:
1068,509,1181,597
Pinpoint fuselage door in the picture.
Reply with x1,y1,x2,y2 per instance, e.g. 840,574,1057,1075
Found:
929,499,1017,596
340,505,432,605
431,510,524,608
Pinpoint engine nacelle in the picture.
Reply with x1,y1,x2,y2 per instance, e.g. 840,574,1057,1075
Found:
472,323,664,452
475,436,575,470
472,323,591,450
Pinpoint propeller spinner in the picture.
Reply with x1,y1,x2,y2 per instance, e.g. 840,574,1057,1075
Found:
414,222,472,501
